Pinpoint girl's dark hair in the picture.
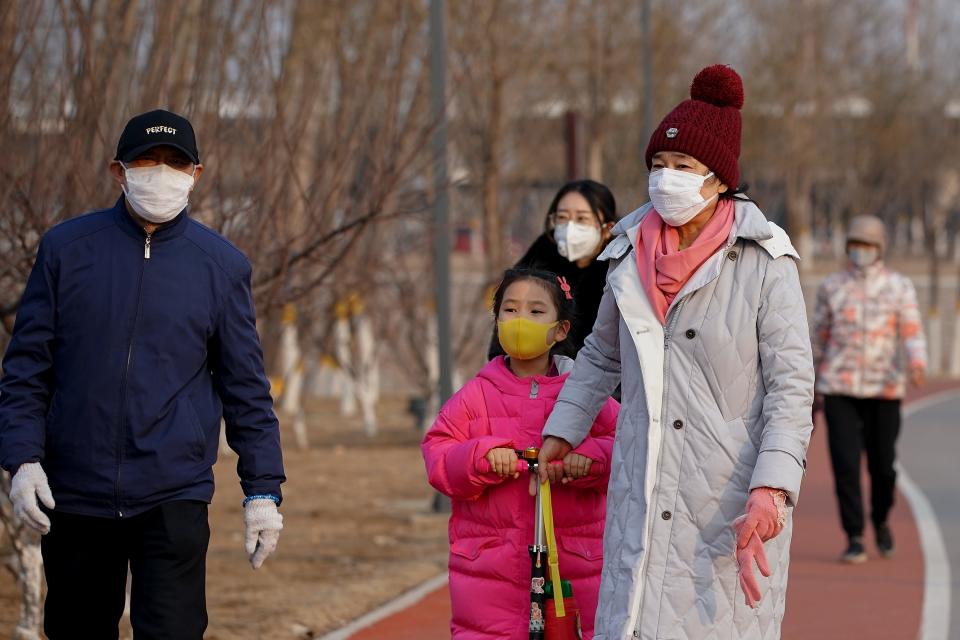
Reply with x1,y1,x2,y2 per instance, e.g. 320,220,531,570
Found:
719,182,756,204
490,268,578,360
543,179,618,235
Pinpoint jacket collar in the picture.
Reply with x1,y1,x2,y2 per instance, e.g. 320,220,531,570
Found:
603,199,798,261
112,195,189,243
849,260,885,278
477,355,573,396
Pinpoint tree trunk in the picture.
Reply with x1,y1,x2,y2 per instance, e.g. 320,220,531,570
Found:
786,172,814,272
481,73,504,279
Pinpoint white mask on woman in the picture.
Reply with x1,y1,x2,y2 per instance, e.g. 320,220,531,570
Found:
555,222,602,262
648,168,717,227
122,163,195,223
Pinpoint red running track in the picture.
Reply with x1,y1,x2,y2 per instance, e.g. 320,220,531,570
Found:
353,385,957,639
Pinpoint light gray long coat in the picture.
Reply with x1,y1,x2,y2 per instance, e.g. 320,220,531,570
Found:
543,201,814,639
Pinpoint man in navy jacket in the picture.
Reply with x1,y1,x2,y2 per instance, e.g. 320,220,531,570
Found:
0,109,286,639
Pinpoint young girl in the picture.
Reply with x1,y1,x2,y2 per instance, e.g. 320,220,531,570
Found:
422,269,619,639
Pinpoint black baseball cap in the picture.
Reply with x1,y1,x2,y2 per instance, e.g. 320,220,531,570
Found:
115,109,200,164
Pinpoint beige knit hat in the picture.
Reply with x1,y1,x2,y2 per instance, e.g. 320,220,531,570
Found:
847,215,886,252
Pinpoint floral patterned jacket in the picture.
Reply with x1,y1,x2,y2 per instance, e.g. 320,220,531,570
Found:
812,262,927,399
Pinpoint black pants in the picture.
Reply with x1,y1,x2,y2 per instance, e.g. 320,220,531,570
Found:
41,501,209,640
824,395,901,538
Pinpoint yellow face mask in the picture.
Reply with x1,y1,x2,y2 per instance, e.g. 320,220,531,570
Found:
497,318,559,360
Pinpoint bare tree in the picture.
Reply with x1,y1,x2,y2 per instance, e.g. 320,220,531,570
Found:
0,0,435,630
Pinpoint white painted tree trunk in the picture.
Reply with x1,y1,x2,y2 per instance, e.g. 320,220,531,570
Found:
308,357,344,398
1,474,44,640
334,316,357,417
9,538,43,640
911,217,925,256
355,314,379,436
831,219,846,259
936,232,949,258
892,217,907,255
280,320,302,416
279,311,309,449
426,316,440,419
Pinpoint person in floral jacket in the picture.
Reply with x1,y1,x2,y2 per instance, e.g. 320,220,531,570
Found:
812,214,927,564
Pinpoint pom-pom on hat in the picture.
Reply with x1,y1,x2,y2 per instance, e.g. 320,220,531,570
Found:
645,64,744,189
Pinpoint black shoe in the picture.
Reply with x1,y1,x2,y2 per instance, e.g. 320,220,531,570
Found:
841,536,867,564
876,524,895,558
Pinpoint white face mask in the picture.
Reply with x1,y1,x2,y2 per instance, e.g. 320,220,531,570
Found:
122,163,195,223
554,222,602,262
648,168,717,227
849,246,879,268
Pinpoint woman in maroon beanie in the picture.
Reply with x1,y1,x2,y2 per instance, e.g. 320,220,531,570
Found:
537,65,814,639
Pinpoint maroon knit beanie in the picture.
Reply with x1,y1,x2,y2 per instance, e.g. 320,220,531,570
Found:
645,64,744,189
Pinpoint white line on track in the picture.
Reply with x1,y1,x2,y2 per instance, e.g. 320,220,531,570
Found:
318,573,448,640
900,393,955,640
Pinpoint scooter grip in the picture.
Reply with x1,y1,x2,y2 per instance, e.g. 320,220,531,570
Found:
512,460,564,473
504,459,607,477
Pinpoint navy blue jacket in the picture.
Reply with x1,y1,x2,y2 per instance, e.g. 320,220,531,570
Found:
0,197,285,518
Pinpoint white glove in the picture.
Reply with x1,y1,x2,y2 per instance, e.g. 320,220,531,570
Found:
10,462,55,534
243,498,283,569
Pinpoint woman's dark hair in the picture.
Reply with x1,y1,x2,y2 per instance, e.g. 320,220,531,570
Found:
490,268,578,360
543,179,618,235
719,182,756,204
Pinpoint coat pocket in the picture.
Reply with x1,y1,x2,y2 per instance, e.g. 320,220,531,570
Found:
450,536,499,561
44,392,65,452
182,396,207,458
449,535,517,581
559,535,602,562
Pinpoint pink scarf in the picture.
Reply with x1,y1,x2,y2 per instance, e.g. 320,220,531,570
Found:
636,199,736,324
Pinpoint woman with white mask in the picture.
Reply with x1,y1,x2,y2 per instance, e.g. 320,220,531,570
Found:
536,65,814,639
489,180,618,358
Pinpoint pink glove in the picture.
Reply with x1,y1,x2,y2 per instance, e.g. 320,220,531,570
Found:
734,487,787,548
735,528,770,608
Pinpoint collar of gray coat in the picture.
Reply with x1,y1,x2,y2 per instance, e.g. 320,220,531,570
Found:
553,355,575,375
599,199,800,262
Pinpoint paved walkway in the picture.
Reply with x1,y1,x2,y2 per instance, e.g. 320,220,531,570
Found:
344,385,958,639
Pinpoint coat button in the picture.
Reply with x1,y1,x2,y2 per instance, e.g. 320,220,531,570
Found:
685,329,696,339
728,251,738,261
673,419,683,430
661,511,672,520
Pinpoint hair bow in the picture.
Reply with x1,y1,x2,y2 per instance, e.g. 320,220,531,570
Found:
557,276,573,300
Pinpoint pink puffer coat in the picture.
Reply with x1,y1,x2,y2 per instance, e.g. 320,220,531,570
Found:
422,356,619,639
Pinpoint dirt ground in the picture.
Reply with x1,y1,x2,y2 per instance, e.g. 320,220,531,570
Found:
0,396,450,639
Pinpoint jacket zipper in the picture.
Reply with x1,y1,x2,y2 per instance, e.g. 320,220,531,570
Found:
629,243,734,637
529,380,539,399
859,275,866,394
633,300,686,639
115,234,150,517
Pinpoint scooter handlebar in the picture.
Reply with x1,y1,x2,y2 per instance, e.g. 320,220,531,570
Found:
514,459,606,477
